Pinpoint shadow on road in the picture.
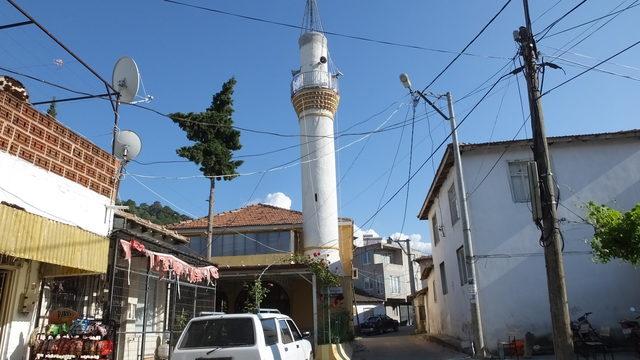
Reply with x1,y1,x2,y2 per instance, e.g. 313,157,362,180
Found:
353,326,468,360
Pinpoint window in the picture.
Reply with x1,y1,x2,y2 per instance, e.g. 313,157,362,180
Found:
375,251,391,265
211,231,293,257
448,184,459,225
432,280,437,302
278,320,294,344
439,262,448,295
364,277,372,290
508,161,531,203
179,318,255,348
363,251,372,265
390,276,400,294
286,320,303,341
456,246,471,286
431,215,440,246
261,319,278,346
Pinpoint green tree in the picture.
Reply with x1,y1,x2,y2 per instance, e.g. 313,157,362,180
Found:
169,78,243,257
47,97,57,118
118,199,191,225
586,201,640,266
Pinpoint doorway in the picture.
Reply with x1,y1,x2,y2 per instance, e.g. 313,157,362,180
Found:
0,270,12,354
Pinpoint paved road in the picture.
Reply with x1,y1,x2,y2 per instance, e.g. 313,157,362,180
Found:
352,326,467,360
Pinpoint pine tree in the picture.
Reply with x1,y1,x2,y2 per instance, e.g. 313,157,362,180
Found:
169,78,243,257
47,97,57,118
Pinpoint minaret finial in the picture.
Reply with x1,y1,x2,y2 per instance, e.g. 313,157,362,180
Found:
301,0,324,33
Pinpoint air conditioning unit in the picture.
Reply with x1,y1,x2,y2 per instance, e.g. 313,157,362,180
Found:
352,268,359,280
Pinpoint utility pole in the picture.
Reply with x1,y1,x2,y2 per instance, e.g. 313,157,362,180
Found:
399,73,486,357
515,1,574,358
446,92,485,358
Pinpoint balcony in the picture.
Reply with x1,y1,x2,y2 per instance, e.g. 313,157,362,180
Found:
291,70,339,96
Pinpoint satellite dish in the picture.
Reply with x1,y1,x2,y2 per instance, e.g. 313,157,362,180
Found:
112,57,140,104
114,130,142,162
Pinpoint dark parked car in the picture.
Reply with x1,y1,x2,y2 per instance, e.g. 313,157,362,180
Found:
359,315,399,335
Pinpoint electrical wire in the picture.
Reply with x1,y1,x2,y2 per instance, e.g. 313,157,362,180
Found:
421,0,513,92
535,0,588,41
544,0,638,64
399,96,418,237
542,1,640,39
551,56,640,83
540,38,640,97
162,0,509,60
359,71,515,229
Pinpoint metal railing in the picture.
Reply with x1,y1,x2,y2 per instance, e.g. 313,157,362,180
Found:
291,70,339,96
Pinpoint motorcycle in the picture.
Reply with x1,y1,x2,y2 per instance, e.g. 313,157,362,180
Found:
571,312,601,342
619,307,640,357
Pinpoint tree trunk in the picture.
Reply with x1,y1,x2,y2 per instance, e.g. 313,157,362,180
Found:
207,178,215,258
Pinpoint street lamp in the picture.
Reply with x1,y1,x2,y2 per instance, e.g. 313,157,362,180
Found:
399,73,486,358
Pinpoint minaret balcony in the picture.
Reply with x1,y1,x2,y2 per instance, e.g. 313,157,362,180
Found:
291,70,339,97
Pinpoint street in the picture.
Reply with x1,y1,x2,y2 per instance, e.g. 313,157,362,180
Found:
352,327,467,360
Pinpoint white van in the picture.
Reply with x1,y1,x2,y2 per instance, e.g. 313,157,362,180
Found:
172,313,313,360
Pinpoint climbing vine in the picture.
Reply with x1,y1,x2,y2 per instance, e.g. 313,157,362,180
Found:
586,201,640,266
290,253,340,287
244,279,270,313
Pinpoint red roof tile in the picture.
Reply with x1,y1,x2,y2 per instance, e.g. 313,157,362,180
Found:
168,204,303,230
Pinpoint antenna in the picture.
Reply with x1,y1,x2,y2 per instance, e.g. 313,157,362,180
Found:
112,57,140,104
114,130,142,162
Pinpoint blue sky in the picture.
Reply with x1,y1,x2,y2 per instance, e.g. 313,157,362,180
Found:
1,1,638,253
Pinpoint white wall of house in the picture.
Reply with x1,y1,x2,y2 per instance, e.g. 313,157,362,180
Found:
354,303,385,324
425,172,475,345
0,260,40,360
0,152,113,236
425,137,640,350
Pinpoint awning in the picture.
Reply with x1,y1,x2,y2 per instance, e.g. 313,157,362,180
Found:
0,203,109,273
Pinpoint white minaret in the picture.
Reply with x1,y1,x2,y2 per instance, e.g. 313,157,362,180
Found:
291,0,342,274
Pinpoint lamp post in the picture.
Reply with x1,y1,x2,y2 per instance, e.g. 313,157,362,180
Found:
400,73,485,357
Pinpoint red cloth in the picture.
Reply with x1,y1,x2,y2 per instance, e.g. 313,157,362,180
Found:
131,239,145,253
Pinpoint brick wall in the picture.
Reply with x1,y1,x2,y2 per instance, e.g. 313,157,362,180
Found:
0,91,119,199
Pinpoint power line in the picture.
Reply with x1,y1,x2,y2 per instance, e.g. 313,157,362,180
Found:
360,71,515,229
421,0,513,92
553,56,640,83
544,0,638,63
540,38,640,97
535,0,588,41
399,97,418,237
162,0,509,60
542,1,640,39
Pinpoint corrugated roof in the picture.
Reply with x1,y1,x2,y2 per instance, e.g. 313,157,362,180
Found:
418,129,640,220
0,202,109,273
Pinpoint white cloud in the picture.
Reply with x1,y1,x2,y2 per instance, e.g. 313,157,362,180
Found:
389,232,432,255
250,192,292,210
353,225,380,247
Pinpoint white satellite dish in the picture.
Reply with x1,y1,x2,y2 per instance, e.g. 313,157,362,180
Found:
114,130,142,162
112,57,140,104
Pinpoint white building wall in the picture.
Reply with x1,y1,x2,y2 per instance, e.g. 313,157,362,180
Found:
0,151,113,236
0,261,40,360
428,137,640,350
426,173,474,345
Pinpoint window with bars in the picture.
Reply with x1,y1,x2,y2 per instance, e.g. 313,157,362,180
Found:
210,231,292,256
448,184,459,225
456,246,471,286
431,215,440,246
390,276,401,294
439,262,448,295
508,161,531,203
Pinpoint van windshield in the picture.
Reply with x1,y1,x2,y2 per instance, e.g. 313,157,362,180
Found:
179,318,255,349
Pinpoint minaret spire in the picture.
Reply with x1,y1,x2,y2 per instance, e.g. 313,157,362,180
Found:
291,0,342,275
301,0,324,33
